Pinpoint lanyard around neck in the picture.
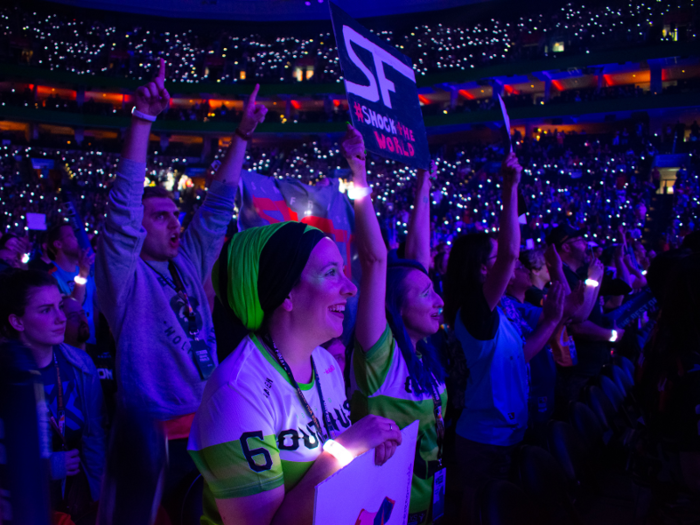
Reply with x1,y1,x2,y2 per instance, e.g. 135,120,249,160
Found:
52,350,66,440
260,333,333,443
145,260,199,339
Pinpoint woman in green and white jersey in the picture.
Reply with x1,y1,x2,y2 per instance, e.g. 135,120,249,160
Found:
187,136,403,524
344,125,447,525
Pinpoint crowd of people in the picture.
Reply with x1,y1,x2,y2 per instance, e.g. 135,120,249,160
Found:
0,6,699,525
1,119,697,269
0,0,694,84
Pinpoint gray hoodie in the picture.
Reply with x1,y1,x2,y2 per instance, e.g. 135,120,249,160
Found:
96,158,234,420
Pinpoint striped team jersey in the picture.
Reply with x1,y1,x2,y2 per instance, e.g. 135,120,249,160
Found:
350,325,447,524
188,334,350,525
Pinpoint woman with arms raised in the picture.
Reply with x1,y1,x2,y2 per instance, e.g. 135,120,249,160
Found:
346,124,446,525
443,153,564,523
187,134,402,525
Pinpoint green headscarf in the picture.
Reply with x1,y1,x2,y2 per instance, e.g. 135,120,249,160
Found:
213,221,326,331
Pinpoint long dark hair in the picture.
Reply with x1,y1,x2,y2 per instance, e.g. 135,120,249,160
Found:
385,260,445,393
0,269,59,338
443,233,493,327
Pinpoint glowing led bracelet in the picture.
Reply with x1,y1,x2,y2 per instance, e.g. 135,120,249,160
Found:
323,439,354,467
74,275,88,286
131,107,157,122
609,329,618,343
348,185,372,200
585,278,599,288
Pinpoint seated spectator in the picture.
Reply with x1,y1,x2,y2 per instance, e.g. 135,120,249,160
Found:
188,221,402,525
0,269,106,519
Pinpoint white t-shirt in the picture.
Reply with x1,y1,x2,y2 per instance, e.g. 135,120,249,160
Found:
188,334,349,524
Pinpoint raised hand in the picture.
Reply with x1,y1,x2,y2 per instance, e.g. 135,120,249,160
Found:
542,281,565,324
239,84,268,135
544,243,562,274
501,152,522,187
78,248,95,279
417,160,437,185
133,58,170,118
340,124,366,177
587,258,604,282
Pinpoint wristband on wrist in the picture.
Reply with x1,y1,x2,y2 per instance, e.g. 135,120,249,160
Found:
585,278,599,288
131,107,157,122
235,128,253,141
74,275,88,286
348,185,372,200
609,329,618,343
323,439,354,467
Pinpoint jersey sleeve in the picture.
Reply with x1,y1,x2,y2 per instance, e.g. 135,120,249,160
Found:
353,323,395,396
188,381,283,499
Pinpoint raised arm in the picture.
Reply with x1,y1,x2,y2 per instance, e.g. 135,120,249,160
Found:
122,58,170,163
569,258,604,324
177,87,265,281
342,125,388,351
212,84,267,187
404,161,435,273
96,59,170,305
483,153,522,311
523,282,564,362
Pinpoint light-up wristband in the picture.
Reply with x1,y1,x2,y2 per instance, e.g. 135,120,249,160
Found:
323,439,354,467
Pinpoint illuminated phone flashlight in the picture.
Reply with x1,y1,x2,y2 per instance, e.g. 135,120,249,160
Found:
22,253,30,264
584,278,599,288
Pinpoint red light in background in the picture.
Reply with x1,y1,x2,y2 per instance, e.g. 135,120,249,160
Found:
418,94,431,104
503,85,515,94
290,100,301,110
333,99,340,107
604,74,614,86
551,80,564,91
459,89,475,100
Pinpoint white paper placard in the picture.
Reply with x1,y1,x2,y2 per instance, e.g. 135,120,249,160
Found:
26,213,47,231
313,420,418,525
497,93,512,154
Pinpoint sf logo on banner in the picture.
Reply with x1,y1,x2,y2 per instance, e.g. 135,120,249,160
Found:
330,2,430,169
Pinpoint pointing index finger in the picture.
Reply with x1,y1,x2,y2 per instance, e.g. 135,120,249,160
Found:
248,84,260,106
158,58,166,81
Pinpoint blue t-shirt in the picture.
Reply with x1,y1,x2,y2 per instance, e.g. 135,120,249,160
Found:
39,346,86,451
50,263,98,345
508,297,557,424
454,298,529,447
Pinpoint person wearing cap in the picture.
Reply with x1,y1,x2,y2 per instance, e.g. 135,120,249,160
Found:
546,224,618,401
